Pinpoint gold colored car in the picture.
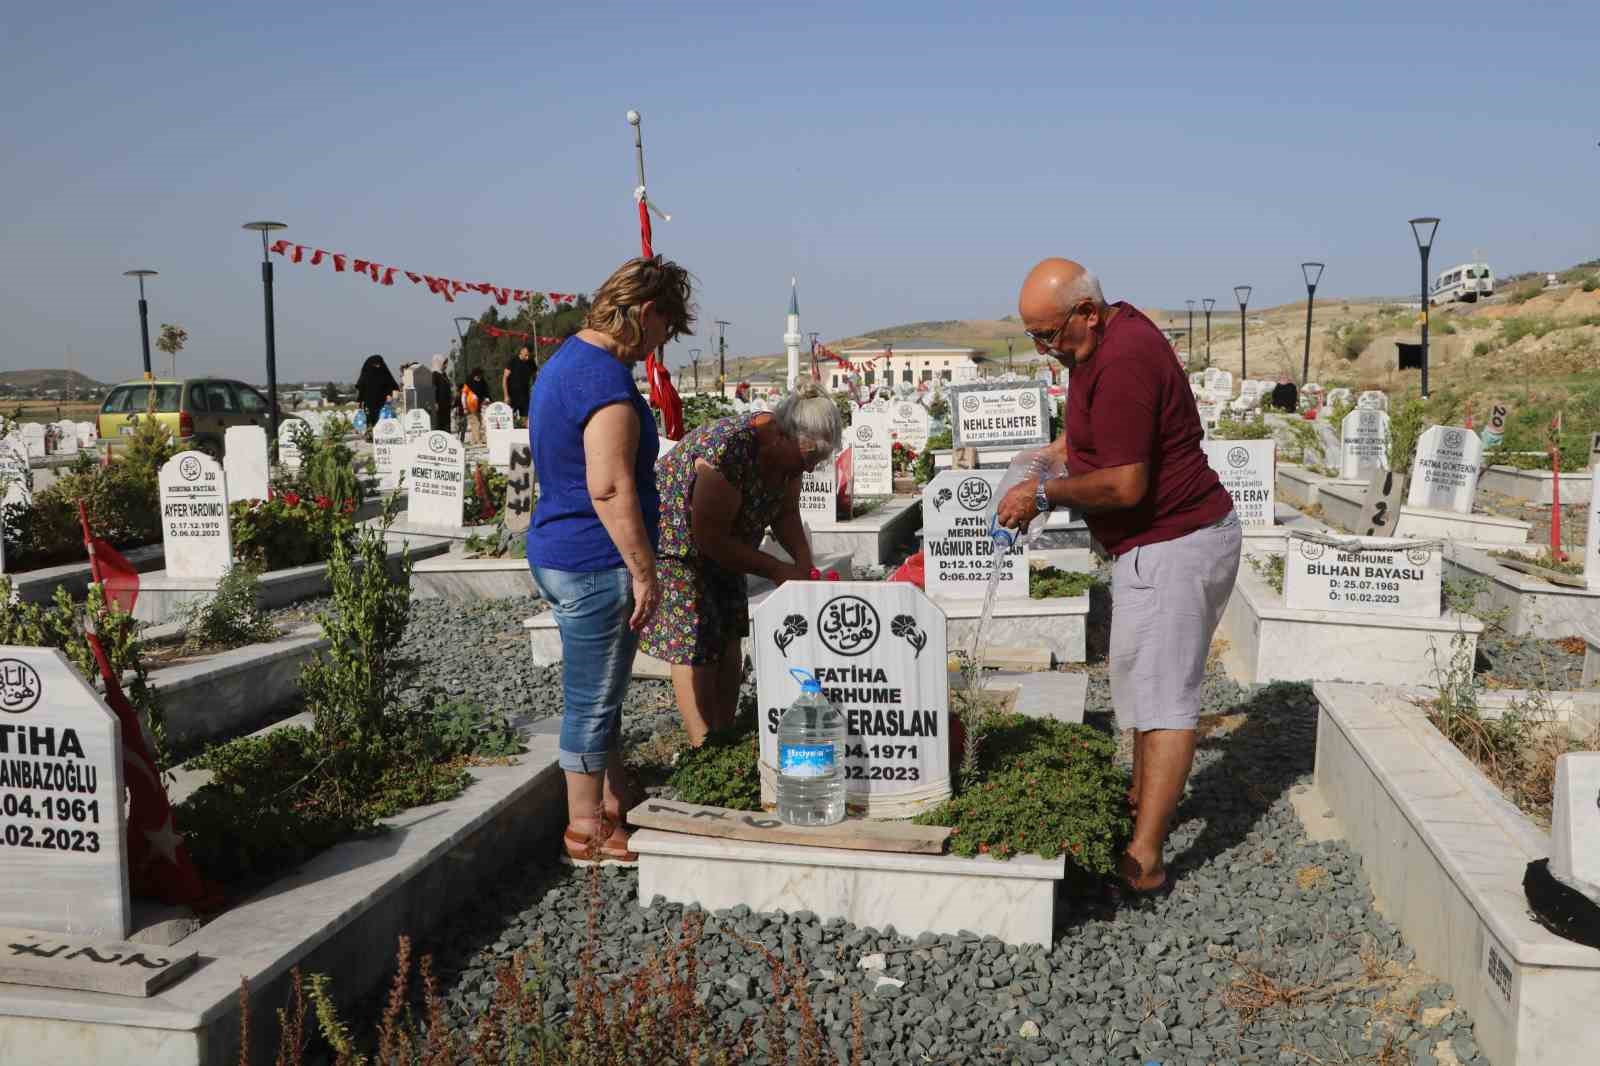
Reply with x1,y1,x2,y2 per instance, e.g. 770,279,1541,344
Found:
97,378,273,458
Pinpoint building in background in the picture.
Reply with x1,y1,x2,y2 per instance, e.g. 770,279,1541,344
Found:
828,340,983,392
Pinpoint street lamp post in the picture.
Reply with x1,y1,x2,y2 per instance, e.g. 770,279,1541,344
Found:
1233,286,1252,379
1202,298,1215,367
1409,217,1440,398
242,222,287,453
715,319,730,394
1300,262,1325,384
689,348,701,392
122,270,158,380
1006,337,1014,374
1185,299,1195,366
452,316,475,380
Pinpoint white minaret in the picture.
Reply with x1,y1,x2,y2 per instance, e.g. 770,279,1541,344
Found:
783,277,802,390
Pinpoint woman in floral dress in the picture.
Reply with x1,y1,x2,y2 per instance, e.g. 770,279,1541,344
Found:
640,381,842,744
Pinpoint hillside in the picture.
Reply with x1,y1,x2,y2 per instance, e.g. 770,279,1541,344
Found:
0,368,106,392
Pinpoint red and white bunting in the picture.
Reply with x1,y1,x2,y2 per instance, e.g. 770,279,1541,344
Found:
267,239,582,308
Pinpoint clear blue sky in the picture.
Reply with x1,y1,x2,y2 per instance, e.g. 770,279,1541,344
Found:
3,1,1595,385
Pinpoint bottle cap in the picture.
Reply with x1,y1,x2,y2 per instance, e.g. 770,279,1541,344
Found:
789,667,822,694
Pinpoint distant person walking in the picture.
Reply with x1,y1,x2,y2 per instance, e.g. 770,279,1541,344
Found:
639,383,839,745
355,354,400,438
526,254,695,865
461,367,491,446
503,343,537,422
429,355,453,431
996,257,1240,897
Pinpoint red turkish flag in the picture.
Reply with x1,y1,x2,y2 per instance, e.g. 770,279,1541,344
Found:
291,244,304,263
310,249,326,266
270,239,290,255
333,254,347,272
382,267,396,286
406,271,421,284
78,504,138,613
353,259,369,274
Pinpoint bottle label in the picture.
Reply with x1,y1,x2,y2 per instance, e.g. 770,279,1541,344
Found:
779,742,835,778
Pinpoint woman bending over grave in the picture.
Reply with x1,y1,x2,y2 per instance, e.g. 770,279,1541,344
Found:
639,380,841,745
526,255,694,865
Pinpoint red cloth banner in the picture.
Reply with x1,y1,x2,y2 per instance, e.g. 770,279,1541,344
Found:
266,240,580,309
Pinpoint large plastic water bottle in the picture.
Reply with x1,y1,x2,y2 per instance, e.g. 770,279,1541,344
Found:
776,668,847,826
989,446,1069,550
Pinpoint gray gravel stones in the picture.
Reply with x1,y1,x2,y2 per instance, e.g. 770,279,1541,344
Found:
310,588,1502,1064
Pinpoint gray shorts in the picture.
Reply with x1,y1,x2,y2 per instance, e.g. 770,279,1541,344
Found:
1109,512,1241,732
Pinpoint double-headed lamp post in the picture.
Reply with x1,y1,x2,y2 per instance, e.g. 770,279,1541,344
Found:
242,221,287,451
122,269,158,380
1300,262,1325,384
1185,299,1195,366
1234,285,1252,379
1409,217,1440,398
1202,298,1215,367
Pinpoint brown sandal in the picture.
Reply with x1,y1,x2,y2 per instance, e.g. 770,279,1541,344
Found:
561,820,639,867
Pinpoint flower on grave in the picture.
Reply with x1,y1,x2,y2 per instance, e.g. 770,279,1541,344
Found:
314,495,332,510
281,492,301,507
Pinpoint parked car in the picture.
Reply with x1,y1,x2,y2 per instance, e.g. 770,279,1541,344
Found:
97,378,273,458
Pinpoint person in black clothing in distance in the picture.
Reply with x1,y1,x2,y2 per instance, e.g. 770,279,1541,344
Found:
430,354,453,431
1270,375,1299,412
503,343,537,421
355,354,400,438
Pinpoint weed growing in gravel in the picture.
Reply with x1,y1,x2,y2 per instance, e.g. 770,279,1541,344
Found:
237,865,865,1065
174,562,277,651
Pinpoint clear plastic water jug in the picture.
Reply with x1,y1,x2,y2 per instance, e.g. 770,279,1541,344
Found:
776,668,847,826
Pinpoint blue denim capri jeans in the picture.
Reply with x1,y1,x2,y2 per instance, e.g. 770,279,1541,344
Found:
530,566,638,773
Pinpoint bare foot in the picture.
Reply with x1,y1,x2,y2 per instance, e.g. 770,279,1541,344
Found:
1116,849,1168,893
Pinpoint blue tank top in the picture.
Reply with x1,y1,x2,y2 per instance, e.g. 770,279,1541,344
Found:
525,336,660,571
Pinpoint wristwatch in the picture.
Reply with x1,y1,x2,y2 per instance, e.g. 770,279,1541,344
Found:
1033,476,1052,515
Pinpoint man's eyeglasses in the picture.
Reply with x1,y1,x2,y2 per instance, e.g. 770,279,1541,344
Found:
1024,306,1087,350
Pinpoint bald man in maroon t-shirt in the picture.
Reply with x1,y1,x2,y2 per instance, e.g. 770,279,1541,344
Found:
996,258,1241,896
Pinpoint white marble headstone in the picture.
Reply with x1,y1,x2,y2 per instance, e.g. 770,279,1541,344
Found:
1341,409,1390,481
484,402,516,467
372,418,405,491
752,581,950,815
75,422,98,449
277,417,308,471
1407,426,1484,514
159,452,232,580
1283,534,1441,620
19,424,45,460
406,431,465,529
948,383,1049,450
402,408,432,448
1357,391,1389,412
1323,387,1351,411
888,401,931,452
847,418,892,497
922,470,1026,602
0,648,130,937
1201,439,1276,526
1551,753,1600,903
800,452,839,526
222,426,270,503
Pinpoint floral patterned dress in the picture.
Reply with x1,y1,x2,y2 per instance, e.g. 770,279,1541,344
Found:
639,414,794,665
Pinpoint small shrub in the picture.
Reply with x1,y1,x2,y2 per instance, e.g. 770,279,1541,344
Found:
463,462,506,524
668,709,763,811
1510,281,1542,304
1029,566,1097,599
1472,340,1494,357
915,714,1130,875
913,429,951,484
174,563,276,650
1330,323,1374,362
682,392,737,433
1247,553,1285,594
229,493,355,571
1,461,163,570
1582,276,1598,293
1282,417,1325,465
1211,412,1274,441
1384,397,1427,475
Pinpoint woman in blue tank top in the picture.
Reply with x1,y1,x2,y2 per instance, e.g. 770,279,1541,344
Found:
527,255,694,865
